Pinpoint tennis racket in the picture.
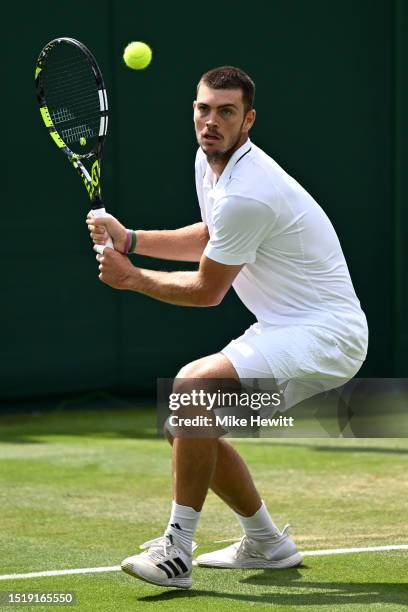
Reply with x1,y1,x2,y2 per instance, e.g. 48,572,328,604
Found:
35,37,113,249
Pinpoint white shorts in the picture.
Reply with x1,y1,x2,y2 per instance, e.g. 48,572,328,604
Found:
221,322,365,412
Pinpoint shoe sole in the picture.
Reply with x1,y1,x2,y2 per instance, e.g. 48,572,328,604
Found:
121,561,192,589
195,551,303,569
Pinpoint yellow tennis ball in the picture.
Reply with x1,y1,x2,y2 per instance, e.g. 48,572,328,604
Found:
123,41,152,70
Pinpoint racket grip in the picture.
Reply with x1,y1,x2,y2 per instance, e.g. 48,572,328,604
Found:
91,207,114,251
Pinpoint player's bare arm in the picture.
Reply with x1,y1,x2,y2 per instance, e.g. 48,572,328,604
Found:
96,249,243,306
87,215,209,262
135,223,209,262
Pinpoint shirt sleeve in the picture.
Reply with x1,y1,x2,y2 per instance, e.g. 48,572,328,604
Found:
204,196,275,265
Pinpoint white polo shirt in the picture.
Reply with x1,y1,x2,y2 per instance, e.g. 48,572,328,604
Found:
195,139,368,359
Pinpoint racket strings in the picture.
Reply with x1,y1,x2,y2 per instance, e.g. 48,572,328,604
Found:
60,124,95,145
44,65,97,90
45,75,97,98
42,45,102,152
41,49,96,76
49,96,102,120
47,90,101,108
43,70,98,105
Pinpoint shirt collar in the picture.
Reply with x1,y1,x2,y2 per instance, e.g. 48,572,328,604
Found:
203,138,252,190
216,138,252,189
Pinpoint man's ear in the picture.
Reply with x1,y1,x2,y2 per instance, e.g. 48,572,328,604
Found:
244,108,256,132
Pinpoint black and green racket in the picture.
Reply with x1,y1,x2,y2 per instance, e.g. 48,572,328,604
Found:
35,37,113,248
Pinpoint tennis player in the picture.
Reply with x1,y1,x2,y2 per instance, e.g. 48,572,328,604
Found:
87,66,368,589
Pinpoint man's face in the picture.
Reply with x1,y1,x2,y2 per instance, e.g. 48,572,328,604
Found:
193,83,255,161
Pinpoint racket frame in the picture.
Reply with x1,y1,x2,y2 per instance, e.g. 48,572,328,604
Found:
35,37,109,212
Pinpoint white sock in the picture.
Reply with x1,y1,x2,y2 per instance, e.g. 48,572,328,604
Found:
235,501,281,541
165,501,200,553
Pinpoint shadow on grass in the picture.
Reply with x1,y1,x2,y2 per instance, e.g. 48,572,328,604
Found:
1,399,407,450
137,568,408,606
2,429,408,451
258,442,408,455
0,427,159,443
0,396,160,443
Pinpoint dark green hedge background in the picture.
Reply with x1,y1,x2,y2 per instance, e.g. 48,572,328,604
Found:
2,0,407,404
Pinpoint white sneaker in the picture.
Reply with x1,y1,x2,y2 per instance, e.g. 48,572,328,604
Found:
195,525,303,569
121,535,195,589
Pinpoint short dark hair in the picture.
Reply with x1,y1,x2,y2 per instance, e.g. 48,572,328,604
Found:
197,66,255,113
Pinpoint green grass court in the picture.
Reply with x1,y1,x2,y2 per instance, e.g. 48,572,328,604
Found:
0,408,407,611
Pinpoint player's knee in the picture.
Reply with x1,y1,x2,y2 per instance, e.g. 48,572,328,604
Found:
173,362,204,397
163,422,174,446
175,360,208,380
172,371,214,400
174,356,240,398
171,362,215,421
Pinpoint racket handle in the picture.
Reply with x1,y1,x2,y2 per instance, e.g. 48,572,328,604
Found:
91,207,114,252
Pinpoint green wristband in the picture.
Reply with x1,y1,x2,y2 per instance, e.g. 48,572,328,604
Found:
130,230,137,253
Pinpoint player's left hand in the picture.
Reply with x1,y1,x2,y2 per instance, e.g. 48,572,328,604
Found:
95,247,135,290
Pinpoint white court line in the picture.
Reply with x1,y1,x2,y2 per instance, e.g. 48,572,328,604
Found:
0,566,121,581
0,545,407,581
301,544,408,556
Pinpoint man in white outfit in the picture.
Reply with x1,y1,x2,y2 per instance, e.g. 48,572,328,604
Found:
88,66,368,589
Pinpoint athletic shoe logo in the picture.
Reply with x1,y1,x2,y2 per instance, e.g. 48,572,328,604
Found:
170,522,182,530
157,557,188,578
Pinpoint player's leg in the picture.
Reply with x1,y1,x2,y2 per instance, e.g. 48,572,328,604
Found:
165,353,302,570
121,352,245,588
170,353,259,514
164,356,261,516
209,437,262,515
196,323,365,569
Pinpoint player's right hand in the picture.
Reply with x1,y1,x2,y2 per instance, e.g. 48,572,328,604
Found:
86,212,127,253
